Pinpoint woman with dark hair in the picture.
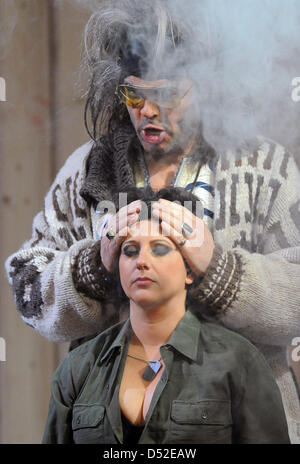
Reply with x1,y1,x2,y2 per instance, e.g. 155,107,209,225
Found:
42,187,289,444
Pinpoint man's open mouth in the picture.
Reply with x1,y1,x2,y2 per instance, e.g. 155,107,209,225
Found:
144,127,163,135
140,126,166,144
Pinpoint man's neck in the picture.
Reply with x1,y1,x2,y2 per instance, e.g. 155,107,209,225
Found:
145,140,195,190
147,159,180,191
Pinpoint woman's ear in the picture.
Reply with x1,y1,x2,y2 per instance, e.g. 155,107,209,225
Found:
185,273,194,286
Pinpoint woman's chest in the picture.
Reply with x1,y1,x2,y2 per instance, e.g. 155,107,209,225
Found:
72,356,235,444
118,357,165,425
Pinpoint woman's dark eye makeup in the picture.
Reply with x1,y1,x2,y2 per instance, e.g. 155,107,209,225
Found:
123,245,139,257
122,242,172,257
152,244,171,255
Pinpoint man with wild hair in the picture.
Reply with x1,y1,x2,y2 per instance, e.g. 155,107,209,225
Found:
5,0,300,442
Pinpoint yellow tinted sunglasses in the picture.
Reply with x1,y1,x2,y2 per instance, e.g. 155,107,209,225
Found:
115,84,191,109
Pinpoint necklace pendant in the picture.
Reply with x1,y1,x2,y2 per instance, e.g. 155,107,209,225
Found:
142,360,162,381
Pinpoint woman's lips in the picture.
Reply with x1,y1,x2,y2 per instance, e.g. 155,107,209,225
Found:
140,128,166,144
133,277,154,286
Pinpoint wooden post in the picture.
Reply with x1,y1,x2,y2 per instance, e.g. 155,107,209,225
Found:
0,0,55,443
0,0,89,444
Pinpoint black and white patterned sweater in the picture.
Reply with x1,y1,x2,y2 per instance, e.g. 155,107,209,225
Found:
5,127,300,442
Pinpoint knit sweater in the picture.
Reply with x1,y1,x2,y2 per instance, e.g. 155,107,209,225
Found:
5,127,300,443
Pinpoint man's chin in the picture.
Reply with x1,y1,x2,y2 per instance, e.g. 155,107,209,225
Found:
139,135,178,157
143,144,167,160
143,142,187,161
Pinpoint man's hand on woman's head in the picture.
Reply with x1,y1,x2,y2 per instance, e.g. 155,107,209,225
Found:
100,200,141,273
152,198,215,275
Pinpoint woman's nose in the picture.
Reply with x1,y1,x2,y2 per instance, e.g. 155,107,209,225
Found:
140,98,160,119
136,249,150,270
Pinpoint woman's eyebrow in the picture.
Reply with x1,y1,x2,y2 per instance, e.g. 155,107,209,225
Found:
121,239,137,246
149,239,174,247
122,238,174,246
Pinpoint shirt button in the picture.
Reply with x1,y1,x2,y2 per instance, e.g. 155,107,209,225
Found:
201,411,208,420
76,416,81,425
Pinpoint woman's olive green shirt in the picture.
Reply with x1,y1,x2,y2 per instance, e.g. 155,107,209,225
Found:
42,311,290,444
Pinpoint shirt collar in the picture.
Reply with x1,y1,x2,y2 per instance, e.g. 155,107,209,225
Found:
99,318,132,364
163,310,202,362
100,310,202,364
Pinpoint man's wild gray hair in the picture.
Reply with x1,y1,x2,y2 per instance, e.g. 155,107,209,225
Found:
83,0,193,139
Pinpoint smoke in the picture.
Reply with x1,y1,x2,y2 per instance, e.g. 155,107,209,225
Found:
76,0,300,157
163,0,300,154
4,0,300,158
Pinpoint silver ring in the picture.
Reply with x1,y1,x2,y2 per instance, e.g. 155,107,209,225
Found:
106,229,116,240
179,238,186,247
181,222,194,237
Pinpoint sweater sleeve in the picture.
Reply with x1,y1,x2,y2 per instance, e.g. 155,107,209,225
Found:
190,149,300,346
5,142,114,342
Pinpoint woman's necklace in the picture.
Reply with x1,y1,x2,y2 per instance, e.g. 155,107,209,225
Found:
127,352,162,381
